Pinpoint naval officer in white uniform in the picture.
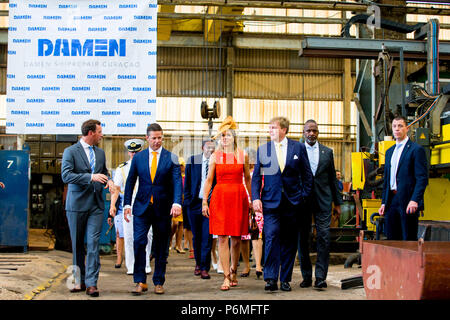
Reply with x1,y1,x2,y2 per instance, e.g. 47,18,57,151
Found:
109,139,153,275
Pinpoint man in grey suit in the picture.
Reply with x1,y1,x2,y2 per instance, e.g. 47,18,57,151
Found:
61,119,114,297
297,119,342,289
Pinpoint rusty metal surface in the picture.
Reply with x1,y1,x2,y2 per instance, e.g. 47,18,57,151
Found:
361,239,450,300
419,220,450,241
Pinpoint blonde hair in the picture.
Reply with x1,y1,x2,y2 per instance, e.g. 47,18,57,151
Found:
270,116,290,134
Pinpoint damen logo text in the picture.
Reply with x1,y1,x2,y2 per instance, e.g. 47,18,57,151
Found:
38,39,126,57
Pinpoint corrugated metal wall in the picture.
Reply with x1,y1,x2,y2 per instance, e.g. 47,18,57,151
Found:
242,8,344,36
0,45,6,95
157,47,347,100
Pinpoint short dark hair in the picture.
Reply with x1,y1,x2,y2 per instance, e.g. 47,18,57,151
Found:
305,119,317,126
304,119,318,132
202,138,214,149
81,119,101,136
393,115,407,125
146,123,163,136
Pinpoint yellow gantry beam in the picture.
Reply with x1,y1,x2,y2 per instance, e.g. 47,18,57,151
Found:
157,5,244,42
157,5,176,41
205,6,244,42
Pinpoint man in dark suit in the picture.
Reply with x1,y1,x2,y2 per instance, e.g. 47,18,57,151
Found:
379,115,428,240
184,139,216,279
123,123,183,295
297,119,343,290
252,116,313,292
61,119,114,297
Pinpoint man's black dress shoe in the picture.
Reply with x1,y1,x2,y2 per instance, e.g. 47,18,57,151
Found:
200,270,211,279
264,280,278,291
299,278,312,288
280,282,291,292
314,278,327,289
86,286,99,297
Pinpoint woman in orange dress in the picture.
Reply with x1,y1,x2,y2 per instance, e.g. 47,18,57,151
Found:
202,116,252,291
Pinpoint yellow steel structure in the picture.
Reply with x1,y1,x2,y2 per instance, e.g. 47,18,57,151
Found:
158,5,176,41
378,140,396,166
422,178,450,221
351,152,369,190
157,5,244,42
430,124,450,165
362,199,382,231
442,124,450,164
205,6,244,42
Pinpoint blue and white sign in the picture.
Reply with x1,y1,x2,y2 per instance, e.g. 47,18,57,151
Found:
6,1,157,134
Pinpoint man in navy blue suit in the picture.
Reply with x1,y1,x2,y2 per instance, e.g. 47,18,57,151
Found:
379,115,428,240
252,117,313,292
184,139,216,279
123,123,183,295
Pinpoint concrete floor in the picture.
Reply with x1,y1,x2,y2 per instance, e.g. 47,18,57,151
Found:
0,248,366,300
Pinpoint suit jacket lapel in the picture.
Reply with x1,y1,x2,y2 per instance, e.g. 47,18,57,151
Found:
385,147,393,177
93,146,101,173
153,148,166,182
269,141,281,174
195,154,202,183
143,148,151,183
284,139,294,172
316,143,326,174
77,142,91,171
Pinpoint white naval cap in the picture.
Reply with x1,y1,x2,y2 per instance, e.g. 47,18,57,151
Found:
124,139,145,152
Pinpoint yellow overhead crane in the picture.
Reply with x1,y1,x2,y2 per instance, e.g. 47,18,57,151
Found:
157,5,244,42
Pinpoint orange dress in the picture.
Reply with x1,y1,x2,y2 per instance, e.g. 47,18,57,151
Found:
209,150,249,236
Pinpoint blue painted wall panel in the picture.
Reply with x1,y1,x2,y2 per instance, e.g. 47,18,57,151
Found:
0,150,30,248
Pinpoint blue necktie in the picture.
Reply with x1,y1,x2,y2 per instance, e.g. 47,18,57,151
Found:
88,146,95,173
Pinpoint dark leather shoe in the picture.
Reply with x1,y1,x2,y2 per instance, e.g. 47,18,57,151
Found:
69,283,86,293
194,265,201,276
132,282,148,296
280,282,291,292
264,280,278,291
86,286,99,297
314,278,327,289
200,270,211,279
154,285,165,294
300,278,312,288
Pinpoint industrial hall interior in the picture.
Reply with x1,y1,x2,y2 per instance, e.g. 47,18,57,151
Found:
0,0,450,302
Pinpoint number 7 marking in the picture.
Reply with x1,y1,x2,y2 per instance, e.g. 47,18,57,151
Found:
7,160,13,168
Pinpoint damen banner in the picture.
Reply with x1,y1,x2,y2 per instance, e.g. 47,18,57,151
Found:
6,1,157,134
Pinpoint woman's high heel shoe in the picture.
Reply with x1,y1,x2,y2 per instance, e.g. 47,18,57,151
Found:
175,247,185,254
256,271,263,280
230,268,238,287
115,257,123,268
221,274,231,291
240,270,250,277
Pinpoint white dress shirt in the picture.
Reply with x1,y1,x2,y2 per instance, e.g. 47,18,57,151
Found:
198,154,209,199
390,137,409,191
305,141,319,176
80,138,95,180
274,137,288,163
149,146,162,173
